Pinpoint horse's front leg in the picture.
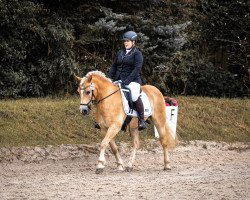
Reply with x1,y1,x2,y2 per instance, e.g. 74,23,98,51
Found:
96,125,121,174
125,125,140,172
109,139,124,171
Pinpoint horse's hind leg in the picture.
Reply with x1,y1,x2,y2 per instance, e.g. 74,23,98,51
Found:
126,125,140,172
109,139,124,171
154,122,173,170
162,142,171,170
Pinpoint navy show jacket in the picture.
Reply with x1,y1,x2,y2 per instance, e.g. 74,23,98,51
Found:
108,46,143,85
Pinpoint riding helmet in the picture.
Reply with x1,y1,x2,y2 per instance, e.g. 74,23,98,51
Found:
122,31,138,41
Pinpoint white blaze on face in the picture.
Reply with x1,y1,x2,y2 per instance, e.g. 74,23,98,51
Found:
79,77,86,99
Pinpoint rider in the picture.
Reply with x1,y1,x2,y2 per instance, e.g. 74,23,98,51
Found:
108,31,146,130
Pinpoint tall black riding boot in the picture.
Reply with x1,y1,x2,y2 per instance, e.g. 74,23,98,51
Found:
134,97,147,131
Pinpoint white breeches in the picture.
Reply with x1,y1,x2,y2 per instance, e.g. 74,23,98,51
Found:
125,82,141,102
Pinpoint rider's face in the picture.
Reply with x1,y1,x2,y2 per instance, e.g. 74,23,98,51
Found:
124,40,134,49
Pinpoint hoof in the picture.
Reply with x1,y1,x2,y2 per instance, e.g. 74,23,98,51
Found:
163,167,171,171
117,165,124,171
125,167,133,172
95,168,104,174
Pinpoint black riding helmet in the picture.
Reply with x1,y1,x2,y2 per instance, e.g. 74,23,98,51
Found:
122,31,138,41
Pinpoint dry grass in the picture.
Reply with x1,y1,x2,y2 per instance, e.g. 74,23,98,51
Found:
177,96,250,142
0,96,249,147
0,97,100,147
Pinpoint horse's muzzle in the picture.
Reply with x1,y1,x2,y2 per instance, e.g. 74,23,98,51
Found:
79,105,90,115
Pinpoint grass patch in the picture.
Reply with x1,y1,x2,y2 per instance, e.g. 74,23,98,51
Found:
177,96,250,142
0,96,249,147
0,97,99,147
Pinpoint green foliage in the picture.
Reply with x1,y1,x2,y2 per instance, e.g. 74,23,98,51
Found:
154,51,242,97
0,0,248,98
0,0,76,98
194,0,249,96
77,3,191,84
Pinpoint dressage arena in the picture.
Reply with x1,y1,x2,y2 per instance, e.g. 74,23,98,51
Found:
0,140,249,200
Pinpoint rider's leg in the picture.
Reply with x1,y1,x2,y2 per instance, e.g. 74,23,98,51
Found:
133,96,146,130
126,82,146,130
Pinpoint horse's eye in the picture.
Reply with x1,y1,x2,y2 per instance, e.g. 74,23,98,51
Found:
86,91,91,95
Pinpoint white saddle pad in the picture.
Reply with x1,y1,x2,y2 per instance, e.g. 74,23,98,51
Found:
119,85,152,117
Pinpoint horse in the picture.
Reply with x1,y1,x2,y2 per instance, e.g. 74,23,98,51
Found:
75,70,176,174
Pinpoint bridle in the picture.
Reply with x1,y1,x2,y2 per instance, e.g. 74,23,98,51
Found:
79,84,95,108
79,83,120,108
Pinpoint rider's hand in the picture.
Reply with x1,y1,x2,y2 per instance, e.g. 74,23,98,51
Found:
113,80,122,85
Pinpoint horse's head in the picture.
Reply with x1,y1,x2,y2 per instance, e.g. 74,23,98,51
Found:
75,74,95,115
75,70,115,115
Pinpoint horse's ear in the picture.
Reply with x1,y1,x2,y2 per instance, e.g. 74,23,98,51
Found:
87,75,92,83
74,75,82,82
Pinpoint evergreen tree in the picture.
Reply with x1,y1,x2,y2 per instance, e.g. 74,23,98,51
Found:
0,0,75,98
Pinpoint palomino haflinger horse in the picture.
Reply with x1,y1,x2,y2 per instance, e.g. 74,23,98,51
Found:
75,70,176,174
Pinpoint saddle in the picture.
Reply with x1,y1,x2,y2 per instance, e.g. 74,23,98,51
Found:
118,83,152,131
120,84,134,113
119,83,152,117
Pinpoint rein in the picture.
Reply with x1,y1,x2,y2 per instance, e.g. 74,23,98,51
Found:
80,84,120,106
93,88,120,105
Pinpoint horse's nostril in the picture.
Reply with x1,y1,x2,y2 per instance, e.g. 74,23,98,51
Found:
80,105,89,115
83,110,88,115
80,108,89,115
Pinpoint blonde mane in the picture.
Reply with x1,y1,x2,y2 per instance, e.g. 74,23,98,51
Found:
85,70,112,83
